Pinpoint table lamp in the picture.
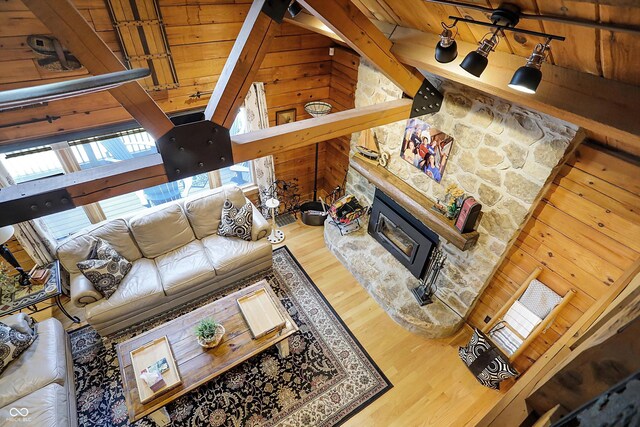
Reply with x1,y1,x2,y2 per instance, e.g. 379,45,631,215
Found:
0,225,31,286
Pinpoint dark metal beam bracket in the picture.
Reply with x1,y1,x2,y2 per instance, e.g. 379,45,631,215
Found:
0,188,74,227
156,121,234,182
261,0,290,23
409,78,444,118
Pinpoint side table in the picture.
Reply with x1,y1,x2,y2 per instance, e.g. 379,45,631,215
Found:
0,260,80,323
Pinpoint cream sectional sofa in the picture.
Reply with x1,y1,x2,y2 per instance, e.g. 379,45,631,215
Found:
0,314,77,427
57,185,272,336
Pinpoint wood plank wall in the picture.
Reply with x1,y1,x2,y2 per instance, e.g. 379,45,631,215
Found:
262,34,333,201
319,47,359,198
468,144,640,373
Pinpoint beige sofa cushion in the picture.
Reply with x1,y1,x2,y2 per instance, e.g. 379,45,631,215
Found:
201,234,272,276
85,258,164,325
0,318,67,408
128,204,195,258
56,219,141,275
183,185,247,239
0,383,69,426
154,240,216,296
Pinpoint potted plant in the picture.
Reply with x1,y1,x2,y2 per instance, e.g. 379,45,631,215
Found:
444,184,465,219
194,318,225,349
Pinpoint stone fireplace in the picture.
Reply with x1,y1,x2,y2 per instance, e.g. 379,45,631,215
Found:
324,61,581,338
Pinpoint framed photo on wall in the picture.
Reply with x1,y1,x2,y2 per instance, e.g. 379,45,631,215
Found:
400,118,454,183
276,108,296,125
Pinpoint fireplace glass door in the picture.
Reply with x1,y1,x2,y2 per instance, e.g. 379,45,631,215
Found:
376,212,417,262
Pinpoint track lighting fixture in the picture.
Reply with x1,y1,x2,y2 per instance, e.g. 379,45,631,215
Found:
433,3,565,94
435,23,458,63
0,68,150,111
460,29,500,77
508,40,550,94
287,1,302,18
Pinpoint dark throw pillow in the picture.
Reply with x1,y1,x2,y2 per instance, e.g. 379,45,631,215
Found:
458,328,518,390
0,322,36,374
77,238,132,299
218,199,253,241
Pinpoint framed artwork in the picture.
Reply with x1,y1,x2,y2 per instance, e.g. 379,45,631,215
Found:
399,117,454,183
276,108,296,125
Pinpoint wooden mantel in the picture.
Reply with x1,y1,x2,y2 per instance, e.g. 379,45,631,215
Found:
350,155,479,251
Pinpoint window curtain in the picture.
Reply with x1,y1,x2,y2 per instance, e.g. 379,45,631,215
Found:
0,160,56,267
243,82,275,217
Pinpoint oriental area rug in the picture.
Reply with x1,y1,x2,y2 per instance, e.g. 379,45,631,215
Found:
69,246,391,426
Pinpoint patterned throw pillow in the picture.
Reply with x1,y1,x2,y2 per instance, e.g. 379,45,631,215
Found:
459,328,518,390
0,322,36,374
218,199,253,241
77,238,132,299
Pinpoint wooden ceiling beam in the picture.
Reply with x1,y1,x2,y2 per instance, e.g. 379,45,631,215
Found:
231,98,412,161
0,154,168,226
298,0,423,96
284,12,343,42
21,0,174,140
204,0,280,128
0,99,412,225
286,14,640,147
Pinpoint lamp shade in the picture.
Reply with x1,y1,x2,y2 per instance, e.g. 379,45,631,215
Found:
435,40,458,63
508,66,542,94
460,51,488,77
0,225,15,245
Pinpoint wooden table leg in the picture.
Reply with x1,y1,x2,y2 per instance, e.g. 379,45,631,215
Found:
148,407,171,426
276,338,290,358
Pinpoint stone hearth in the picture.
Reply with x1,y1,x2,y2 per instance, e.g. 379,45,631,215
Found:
324,220,462,338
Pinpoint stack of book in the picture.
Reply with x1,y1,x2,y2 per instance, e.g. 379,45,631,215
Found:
29,267,51,286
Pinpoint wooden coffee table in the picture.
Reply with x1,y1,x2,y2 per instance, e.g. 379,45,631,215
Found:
116,280,298,425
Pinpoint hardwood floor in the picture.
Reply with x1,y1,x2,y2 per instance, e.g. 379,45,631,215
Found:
32,220,501,426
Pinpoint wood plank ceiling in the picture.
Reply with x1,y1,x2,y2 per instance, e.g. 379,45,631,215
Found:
0,0,336,145
352,0,640,156
354,0,640,86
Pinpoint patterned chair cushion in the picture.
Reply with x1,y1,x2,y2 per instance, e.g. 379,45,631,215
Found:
519,278,562,319
77,238,132,299
218,199,253,241
489,300,543,356
0,322,37,374
459,328,518,390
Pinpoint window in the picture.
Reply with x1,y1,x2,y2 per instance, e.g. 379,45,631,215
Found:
220,107,253,186
1,146,92,239
0,108,255,241
66,129,213,218
41,208,93,240
2,147,64,183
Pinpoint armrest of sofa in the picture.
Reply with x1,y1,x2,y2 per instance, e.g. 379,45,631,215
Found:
250,202,271,241
70,274,103,308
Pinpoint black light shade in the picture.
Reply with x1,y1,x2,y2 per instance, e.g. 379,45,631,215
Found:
288,1,302,18
460,51,489,77
435,40,458,63
508,65,543,94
